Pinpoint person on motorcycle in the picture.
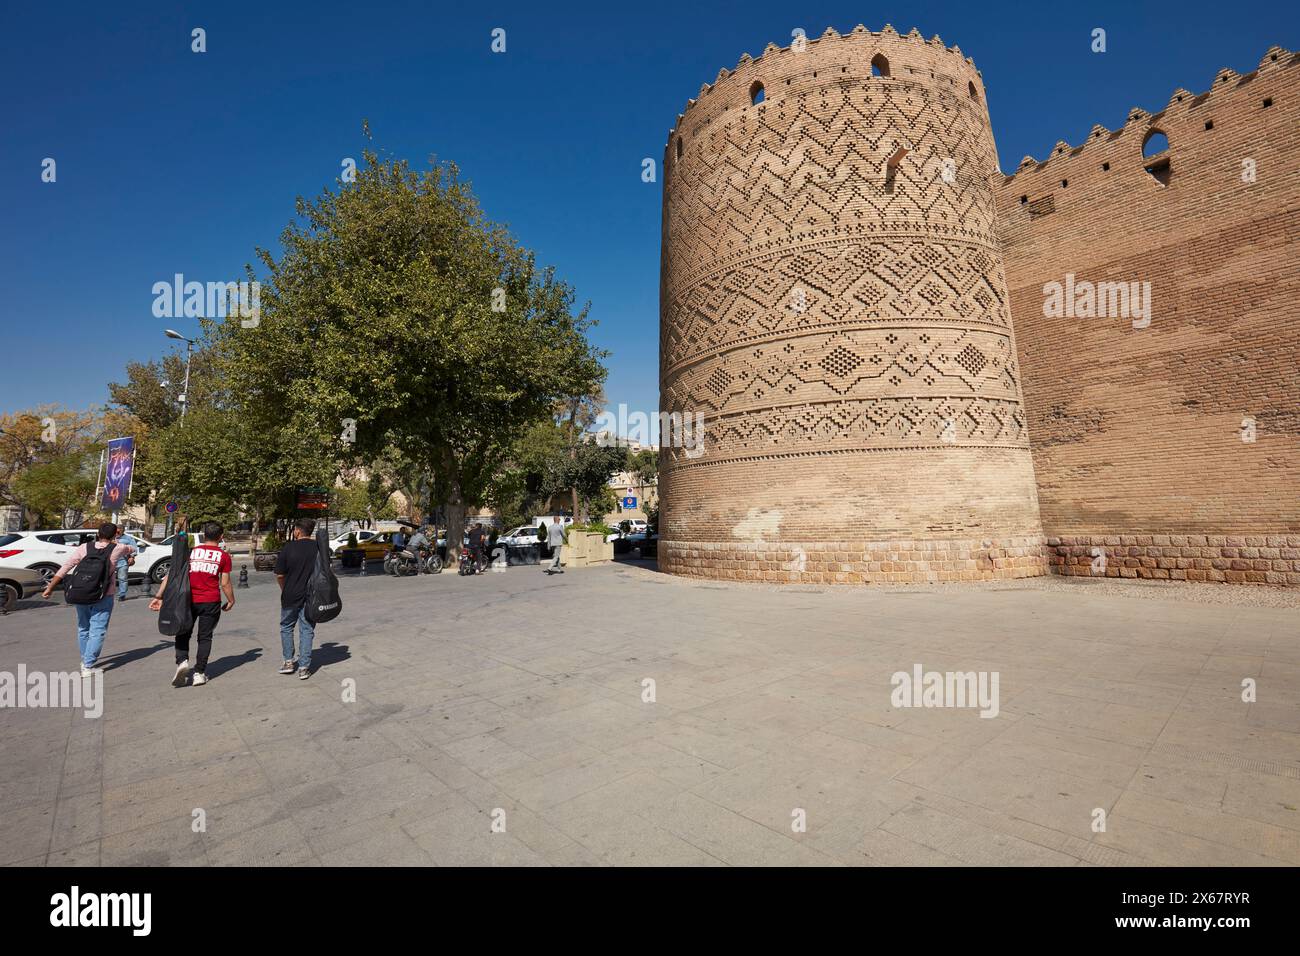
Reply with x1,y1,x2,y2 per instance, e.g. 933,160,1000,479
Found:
467,523,485,571
405,525,431,563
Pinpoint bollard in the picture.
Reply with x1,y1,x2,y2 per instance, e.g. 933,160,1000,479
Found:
358,555,367,576
238,564,249,589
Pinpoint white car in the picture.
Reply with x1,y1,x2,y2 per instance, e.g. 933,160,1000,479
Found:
327,529,381,557
497,525,543,547
0,530,170,586
605,518,648,543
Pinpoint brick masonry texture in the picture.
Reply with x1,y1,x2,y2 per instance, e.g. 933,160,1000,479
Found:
659,25,1299,586
996,44,1300,586
658,25,1047,584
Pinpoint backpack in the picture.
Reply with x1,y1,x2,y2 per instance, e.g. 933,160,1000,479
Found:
157,533,194,636
64,539,114,605
304,527,342,625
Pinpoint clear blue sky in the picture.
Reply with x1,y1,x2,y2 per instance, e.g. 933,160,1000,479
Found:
2,0,1294,426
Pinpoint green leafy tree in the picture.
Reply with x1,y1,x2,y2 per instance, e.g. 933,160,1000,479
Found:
216,141,606,552
12,450,96,528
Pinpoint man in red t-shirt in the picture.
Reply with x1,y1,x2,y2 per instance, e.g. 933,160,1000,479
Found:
149,520,235,687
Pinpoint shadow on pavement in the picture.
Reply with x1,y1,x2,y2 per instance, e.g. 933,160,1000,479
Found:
311,642,351,667
205,647,263,679
99,640,173,672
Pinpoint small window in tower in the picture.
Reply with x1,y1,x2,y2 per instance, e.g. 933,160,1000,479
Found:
1142,130,1169,157
749,81,765,105
871,54,890,78
1102,162,1110,171
1142,130,1172,185
968,81,978,101
1262,97,1273,108
1019,195,1028,204
1204,120,1214,130
1061,179,1068,188
676,138,683,159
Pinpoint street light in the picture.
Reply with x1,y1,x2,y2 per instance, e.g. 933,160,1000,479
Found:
164,329,195,426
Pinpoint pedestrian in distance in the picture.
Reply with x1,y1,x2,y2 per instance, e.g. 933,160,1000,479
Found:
149,520,234,687
543,517,566,575
41,522,131,676
115,524,137,602
275,518,318,679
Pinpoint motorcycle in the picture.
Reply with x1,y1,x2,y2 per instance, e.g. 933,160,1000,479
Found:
458,546,480,576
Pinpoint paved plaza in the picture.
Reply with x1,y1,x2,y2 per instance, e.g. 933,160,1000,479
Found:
2,560,1298,866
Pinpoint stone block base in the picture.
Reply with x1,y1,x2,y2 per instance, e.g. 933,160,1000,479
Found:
1045,534,1300,586
659,535,1049,584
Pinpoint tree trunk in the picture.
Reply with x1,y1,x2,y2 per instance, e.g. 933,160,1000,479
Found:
441,447,465,561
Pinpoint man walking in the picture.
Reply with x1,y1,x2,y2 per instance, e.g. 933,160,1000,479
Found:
274,518,318,679
544,517,566,575
40,523,131,676
115,525,137,602
149,521,234,687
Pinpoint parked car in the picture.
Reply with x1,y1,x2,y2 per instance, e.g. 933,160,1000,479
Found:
0,562,46,610
148,531,206,584
0,529,169,587
498,525,543,547
328,528,381,557
605,518,648,544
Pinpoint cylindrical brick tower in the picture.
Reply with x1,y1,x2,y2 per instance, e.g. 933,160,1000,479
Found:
659,24,1047,583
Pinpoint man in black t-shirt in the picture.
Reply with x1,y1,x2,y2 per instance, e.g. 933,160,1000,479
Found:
468,522,485,570
274,518,320,679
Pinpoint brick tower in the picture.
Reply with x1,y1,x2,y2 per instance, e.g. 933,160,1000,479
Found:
658,24,1047,583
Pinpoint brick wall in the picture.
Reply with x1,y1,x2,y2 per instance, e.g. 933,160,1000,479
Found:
995,46,1300,585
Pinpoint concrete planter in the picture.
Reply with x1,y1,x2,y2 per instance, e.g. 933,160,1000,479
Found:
562,531,613,568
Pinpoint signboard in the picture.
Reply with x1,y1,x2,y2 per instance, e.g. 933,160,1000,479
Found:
165,501,178,514
621,497,637,510
101,437,136,511
297,486,330,511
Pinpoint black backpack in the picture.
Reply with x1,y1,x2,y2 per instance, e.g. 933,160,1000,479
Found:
64,539,114,605
304,527,342,625
157,533,194,636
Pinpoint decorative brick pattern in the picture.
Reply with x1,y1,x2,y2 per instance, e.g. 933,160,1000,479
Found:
659,27,1298,586
659,26,1046,583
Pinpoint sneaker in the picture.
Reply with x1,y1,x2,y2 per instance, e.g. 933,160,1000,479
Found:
297,666,311,680
80,665,103,678
171,662,190,687
191,671,208,686
279,660,296,675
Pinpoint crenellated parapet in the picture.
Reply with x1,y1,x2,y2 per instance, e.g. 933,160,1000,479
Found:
663,24,987,155
999,45,1296,185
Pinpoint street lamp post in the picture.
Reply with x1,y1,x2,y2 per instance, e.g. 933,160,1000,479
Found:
164,329,195,426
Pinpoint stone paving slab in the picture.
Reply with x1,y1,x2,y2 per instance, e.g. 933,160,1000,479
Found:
1,561,1298,866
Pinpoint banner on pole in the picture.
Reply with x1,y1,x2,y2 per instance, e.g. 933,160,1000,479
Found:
101,437,136,511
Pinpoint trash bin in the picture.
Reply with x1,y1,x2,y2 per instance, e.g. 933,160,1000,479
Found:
507,544,541,566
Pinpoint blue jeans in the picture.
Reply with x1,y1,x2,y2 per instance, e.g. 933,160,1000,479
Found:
116,558,129,599
75,594,115,667
280,603,315,670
